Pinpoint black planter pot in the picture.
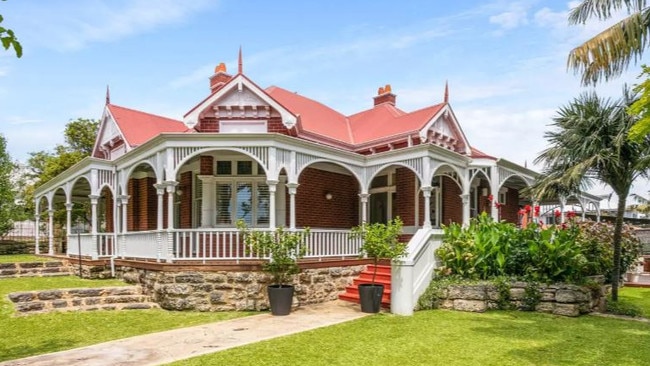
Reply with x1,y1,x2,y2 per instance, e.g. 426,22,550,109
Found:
358,284,384,313
267,284,294,316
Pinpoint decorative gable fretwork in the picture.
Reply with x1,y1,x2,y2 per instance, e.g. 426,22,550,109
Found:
422,111,467,154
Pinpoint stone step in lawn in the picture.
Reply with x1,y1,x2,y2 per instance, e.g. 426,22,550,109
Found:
8,286,160,315
0,261,72,278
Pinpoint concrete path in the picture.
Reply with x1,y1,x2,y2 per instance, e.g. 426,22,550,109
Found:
1,301,369,366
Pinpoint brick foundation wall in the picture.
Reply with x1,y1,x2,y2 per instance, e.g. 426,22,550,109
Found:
442,176,462,225
295,167,359,228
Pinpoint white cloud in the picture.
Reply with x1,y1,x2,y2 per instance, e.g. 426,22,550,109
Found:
14,0,217,51
489,2,529,30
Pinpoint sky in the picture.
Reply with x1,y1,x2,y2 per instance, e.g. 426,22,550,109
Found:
0,0,648,208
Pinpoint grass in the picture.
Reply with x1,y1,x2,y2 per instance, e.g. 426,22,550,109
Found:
169,309,650,366
0,254,53,263
0,276,253,362
618,287,650,317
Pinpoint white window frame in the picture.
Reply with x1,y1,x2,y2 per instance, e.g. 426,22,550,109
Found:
219,120,267,134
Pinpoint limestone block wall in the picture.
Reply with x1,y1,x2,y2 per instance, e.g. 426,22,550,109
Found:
120,265,365,312
0,261,71,278
430,282,607,317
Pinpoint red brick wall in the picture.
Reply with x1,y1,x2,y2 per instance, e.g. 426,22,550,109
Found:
395,168,417,226
197,117,219,132
441,176,462,225
200,156,214,175
127,179,137,232
295,167,359,228
195,116,291,135
268,116,291,135
500,188,520,224
179,172,193,229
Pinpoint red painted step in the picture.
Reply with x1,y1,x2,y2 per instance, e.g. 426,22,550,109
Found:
339,264,392,308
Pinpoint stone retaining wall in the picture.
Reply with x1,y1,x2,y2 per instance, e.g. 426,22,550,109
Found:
8,286,159,314
0,261,72,278
121,265,365,311
432,282,607,317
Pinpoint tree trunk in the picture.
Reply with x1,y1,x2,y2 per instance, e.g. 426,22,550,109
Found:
611,192,628,301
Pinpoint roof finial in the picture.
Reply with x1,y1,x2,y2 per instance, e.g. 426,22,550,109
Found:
444,80,449,104
105,85,111,105
238,46,243,74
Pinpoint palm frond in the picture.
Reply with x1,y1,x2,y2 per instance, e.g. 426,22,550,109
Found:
568,9,650,85
569,0,646,24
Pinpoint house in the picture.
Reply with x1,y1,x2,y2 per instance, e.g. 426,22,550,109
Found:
32,51,602,314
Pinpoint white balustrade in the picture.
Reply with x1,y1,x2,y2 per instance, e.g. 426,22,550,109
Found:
66,234,97,257
303,229,362,260
73,228,364,263
121,231,160,260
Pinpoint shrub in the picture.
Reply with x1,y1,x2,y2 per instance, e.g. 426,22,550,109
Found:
606,299,643,317
574,221,642,282
436,213,586,283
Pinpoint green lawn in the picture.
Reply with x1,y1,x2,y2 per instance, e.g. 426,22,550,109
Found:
619,287,650,317
0,254,53,263
0,276,253,362
171,291,650,366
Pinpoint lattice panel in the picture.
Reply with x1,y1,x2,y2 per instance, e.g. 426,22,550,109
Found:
295,153,320,174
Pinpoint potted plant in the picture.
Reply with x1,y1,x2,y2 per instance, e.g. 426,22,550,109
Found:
238,220,308,315
350,217,407,313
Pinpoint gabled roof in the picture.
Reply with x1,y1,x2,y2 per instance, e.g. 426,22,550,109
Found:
107,104,187,146
266,86,352,143
349,103,443,145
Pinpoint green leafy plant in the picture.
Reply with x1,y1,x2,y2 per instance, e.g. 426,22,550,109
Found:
606,298,643,317
493,276,513,310
238,220,308,286
521,282,542,311
350,217,407,284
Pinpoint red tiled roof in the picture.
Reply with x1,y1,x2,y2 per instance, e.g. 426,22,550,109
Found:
266,86,352,143
108,104,187,146
349,103,443,144
265,86,447,146
470,147,496,160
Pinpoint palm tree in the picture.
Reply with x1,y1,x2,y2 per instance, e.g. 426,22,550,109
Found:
567,1,650,86
533,88,650,301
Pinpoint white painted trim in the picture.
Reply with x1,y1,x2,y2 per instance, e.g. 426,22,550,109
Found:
183,75,297,129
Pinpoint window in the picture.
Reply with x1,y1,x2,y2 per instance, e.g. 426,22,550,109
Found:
237,161,253,175
216,183,232,224
216,161,232,175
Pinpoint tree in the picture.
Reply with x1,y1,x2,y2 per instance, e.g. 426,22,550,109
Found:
0,134,16,236
532,88,650,301
628,65,650,141
567,1,650,86
0,0,22,57
21,118,99,222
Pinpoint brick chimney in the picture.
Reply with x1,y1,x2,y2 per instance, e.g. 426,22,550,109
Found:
209,62,232,93
373,84,396,106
